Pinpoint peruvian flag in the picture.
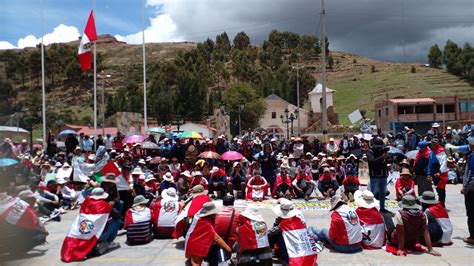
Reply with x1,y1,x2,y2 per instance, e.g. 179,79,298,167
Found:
185,216,216,257
93,161,121,182
280,216,319,266
355,207,385,249
152,198,181,227
172,194,210,238
428,204,453,245
61,197,112,262
78,10,97,71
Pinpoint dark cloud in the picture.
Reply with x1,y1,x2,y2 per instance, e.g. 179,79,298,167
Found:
154,0,474,62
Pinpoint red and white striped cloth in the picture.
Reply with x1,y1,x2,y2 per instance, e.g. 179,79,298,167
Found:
329,204,363,246
0,195,37,230
237,216,269,251
355,207,385,249
428,203,453,245
280,216,318,266
61,197,112,262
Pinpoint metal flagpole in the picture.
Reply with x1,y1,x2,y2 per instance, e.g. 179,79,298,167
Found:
142,0,148,132
321,0,328,143
93,0,98,148
41,0,47,149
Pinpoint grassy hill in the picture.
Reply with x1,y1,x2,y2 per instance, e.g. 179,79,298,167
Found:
1,35,473,128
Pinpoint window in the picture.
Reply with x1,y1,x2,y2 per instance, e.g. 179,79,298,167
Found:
415,105,434,114
271,112,276,119
385,108,389,116
436,104,455,113
398,105,414,114
378,110,381,117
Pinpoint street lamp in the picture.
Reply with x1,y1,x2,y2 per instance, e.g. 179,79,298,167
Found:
280,108,298,140
174,114,185,133
220,101,245,136
98,72,111,136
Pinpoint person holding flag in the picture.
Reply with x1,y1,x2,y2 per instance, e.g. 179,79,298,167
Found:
60,188,120,262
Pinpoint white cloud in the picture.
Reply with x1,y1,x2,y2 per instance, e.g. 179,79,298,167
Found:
0,41,16,50
1,24,80,50
115,13,182,44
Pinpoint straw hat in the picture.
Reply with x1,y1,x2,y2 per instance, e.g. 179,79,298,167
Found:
181,170,192,178
101,173,118,183
192,171,203,177
400,168,411,177
447,157,455,163
354,190,379,209
144,176,156,183
132,195,149,207
131,167,144,175
163,172,173,182
88,154,96,161
196,202,218,218
138,159,146,165
347,154,357,160
89,188,109,200
272,198,299,219
329,195,347,211
432,122,440,128
18,190,35,200
400,195,420,209
241,206,265,222
191,184,206,195
162,188,178,201
419,191,439,205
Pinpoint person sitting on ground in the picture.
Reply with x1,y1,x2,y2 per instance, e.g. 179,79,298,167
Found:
236,207,272,266
57,177,77,209
420,191,453,246
342,171,360,201
124,195,153,245
36,181,61,220
385,195,441,257
144,175,158,201
177,170,192,200
318,167,339,199
173,185,211,238
228,162,246,198
293,167,316,201
354,190,385,249
309,195,363,253
214,195,240,250
151,188,181,239
395,168,415,201
269,199,319,265
245,170,269,201
159,172,178,195
185,202,232,266
189,171,208,192
0,188,48,254
272,164,294,199
61,188,120,262
208,166,227,199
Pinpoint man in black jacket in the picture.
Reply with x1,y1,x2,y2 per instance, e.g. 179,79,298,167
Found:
368,138,391,215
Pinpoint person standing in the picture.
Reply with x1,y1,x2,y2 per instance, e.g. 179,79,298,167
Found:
414,141,433,196
367,138,391,215
462,138,474,245
427,138,448,206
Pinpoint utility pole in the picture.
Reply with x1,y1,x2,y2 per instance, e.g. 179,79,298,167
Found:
142,0,148,132
40,0,47,149
321,0,328,143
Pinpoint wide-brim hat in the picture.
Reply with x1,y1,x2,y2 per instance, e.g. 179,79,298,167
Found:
241,206,265,222
102,173,118,183
196,202,218,218
162,188,178,200
54,162,62,167
400,195,420,209
88,154,96,161
132,195,149,207
419,191,439,205
181,170,192,178
191,184,206,195
131,167,144,175
138,159,146,165
354,190,379,209
90,188,109,200
56,178,68,185
330,195,347,211
400,168,411,177
347,154,357,160
144,176,156,183
163,172,173,182
272,198,298,219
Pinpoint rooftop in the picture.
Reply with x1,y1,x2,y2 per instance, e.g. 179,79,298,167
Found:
308,83,335,94
389,98,435,104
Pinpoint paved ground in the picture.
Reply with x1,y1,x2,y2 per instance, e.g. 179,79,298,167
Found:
2,184,473,265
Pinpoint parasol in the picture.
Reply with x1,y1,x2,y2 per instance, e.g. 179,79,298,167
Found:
221,151,244,161
59,129,77,137
177,131,204,140
125,135,145,144
405,150,418,160
0,158,18,167
198,151,221,160
141,141,160,150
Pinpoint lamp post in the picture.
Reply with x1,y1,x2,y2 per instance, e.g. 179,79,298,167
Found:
220,101,245,136
98,72,111,136
280,108,298,140
174,114,184,133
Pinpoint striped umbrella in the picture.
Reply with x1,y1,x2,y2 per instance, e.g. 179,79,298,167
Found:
177,131,204,140
198,151,221,160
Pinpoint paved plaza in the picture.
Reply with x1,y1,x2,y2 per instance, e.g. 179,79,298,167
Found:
2,185,473,266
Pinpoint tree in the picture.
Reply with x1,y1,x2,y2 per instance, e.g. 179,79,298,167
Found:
233,31,250,50
174,70,207,121
216,32,231,54
328,55,334,69
324,36,330,58
428,44,443,68
0,78,17,116
298,35,320,59
223,83,266,131
443,40,463,76
461,42,474,80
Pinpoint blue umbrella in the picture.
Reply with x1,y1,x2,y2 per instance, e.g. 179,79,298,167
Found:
59,129,77,136
147,127,166,134
0,158,18,167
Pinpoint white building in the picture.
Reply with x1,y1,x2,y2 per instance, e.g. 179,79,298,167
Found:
308,83,335,113
259,94,309,139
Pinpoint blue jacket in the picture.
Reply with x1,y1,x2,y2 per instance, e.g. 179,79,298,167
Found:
426,151,440,176
465,153,474,189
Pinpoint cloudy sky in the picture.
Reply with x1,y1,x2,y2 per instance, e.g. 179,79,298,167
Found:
1,0,473,62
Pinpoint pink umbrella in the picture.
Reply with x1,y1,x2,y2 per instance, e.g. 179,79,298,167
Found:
221,151,244,161
125,135,145,144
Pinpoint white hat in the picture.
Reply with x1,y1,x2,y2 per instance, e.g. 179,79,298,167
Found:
138,159,146,165
101,173,118,183
271,138,277,142
162,188,178,200
354,190,379,209
163,172,173,182
196,202,218,218
144,176,156,183
192,171,203,177
181,170,192,177
62,162,71,168
123,147,130,152
329,137,335,142
233,162,241,168
318,152,326,157
272,198,299,219
89,188,109,200
131,167,144,175
54,162,62,167
132,195,149,207
432,122,440,128
56,178,68,184
241,206,265,222
210,166,219,174
138,174,146,180
88,154,96,161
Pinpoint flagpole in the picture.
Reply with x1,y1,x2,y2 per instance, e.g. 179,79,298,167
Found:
41,0,47,149
142,0,148,132
93,0,98,148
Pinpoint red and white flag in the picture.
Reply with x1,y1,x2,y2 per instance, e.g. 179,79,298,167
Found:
172,194,210,238
280,216,319,266
60,197,111,262
152,198,181,227
78,10,97,71
428,204,453,245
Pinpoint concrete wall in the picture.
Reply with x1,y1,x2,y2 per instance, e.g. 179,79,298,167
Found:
260,99,309,137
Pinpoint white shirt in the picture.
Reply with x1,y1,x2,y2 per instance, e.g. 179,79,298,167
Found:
116,174,132,191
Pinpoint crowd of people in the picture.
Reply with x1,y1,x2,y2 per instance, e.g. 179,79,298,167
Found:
0,122,473,265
